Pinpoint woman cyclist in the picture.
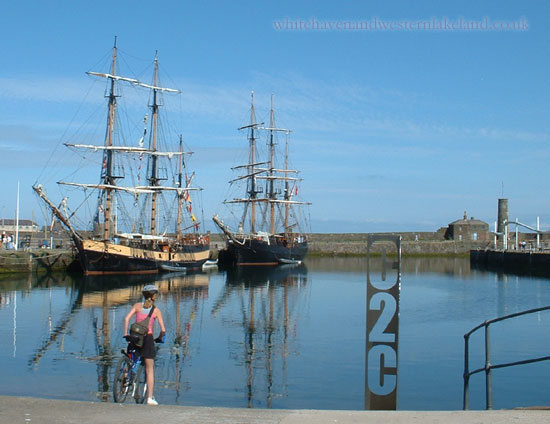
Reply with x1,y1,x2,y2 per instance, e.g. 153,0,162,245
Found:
124,284,166,405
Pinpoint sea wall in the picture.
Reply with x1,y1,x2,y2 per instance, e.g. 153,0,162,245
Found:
0,234,491,274
306,233,491,256
0,250,76,274
209,232,492,256
470,249,550,277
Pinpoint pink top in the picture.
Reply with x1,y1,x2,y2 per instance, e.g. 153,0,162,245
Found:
135,305,156,334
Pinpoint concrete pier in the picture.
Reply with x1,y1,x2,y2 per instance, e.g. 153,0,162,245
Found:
470,249,550,277
0,396,548,424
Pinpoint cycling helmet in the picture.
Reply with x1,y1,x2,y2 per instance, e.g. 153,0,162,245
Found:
142,284,159,295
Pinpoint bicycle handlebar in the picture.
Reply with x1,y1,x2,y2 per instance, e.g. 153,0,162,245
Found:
123,334,165,343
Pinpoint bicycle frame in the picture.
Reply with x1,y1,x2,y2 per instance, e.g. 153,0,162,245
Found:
126,345,142,368
113,343,147,403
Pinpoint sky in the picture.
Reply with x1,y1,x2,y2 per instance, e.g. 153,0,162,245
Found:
1,0,549,234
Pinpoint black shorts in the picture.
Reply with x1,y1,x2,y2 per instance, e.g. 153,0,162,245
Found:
139,334,156,359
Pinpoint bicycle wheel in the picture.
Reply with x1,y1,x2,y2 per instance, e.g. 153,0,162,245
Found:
113,355,133,403
133,362,148,404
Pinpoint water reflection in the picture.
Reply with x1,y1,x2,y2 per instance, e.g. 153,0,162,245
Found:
11,271,206,401
85,273,210,400
217,265,308,407
306,256,473,277
3,257,550,410
15,267,309,406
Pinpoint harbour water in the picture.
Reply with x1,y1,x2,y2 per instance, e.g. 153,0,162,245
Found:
1,256,550,410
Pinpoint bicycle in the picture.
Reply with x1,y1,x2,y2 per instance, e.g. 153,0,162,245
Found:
112,336,148,403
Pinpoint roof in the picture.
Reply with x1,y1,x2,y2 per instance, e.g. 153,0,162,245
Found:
449,218,488,226
0,219,38,226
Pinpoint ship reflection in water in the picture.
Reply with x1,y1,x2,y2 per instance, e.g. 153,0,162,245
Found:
25,271,210,402
215,265,308,408
1,265,310,408
2,257,550,410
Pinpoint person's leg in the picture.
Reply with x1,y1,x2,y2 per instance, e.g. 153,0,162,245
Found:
145,358,155,399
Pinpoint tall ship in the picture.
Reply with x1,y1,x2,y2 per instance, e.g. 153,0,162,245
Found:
33,40,210,275
213,93,310,266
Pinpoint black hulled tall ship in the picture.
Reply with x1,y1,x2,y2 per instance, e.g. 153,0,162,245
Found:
33,41,209,275
213,93,310,266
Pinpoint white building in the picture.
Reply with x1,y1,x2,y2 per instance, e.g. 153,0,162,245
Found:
0,219,39,233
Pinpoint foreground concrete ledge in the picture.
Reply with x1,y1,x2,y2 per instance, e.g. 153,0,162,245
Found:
0,396,548,424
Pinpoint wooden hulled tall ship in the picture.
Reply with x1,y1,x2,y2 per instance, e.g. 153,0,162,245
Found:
213,93,310,266
33,41,209,275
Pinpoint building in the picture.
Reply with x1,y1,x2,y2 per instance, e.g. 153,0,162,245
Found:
445,212,489,241
0,219,40,249
0,219,39,233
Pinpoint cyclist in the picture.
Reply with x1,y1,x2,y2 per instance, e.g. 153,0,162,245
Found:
123,284,166,405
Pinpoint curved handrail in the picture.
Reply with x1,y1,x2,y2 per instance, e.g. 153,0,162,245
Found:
463,305,550,410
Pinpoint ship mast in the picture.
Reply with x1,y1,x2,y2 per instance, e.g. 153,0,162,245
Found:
149,52,160,235
218,95,311,239
249,91,257,234
176,135,184,238
284,132,290,232
269,95,276,234
103,38,118,240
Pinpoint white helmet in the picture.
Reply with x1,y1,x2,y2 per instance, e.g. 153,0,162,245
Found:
142,284,158,295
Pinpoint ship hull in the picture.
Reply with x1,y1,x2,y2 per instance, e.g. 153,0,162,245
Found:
220,238,308,267
76,239,210,275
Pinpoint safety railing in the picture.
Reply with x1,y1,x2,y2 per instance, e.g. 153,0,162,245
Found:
463,305,550,410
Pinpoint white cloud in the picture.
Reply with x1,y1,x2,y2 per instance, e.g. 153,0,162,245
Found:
2,72,546,148
2,70,549,232
0,75,96,104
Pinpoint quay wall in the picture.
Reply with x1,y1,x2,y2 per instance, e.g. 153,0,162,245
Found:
0,249,76,274
211,232,491,256
470,249,550,276
0,233,491,274
306,233,491,256
309,240,491,256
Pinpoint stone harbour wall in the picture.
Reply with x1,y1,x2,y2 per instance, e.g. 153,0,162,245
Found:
307,233,492,256
0,249,76,274
0,233,493,274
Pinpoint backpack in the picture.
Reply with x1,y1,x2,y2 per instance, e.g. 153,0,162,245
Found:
129,305,155,348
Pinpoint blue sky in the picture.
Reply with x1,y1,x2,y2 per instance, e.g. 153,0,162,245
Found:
1,0,549,233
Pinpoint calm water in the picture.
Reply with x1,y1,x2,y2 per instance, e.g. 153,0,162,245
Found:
1,257,550,410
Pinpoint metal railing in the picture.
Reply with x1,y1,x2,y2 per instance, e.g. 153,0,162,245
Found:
463,305,550,410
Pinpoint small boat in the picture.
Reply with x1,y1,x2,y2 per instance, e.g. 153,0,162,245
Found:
278,258,302,265
159,263,187,273
202,259,218,270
